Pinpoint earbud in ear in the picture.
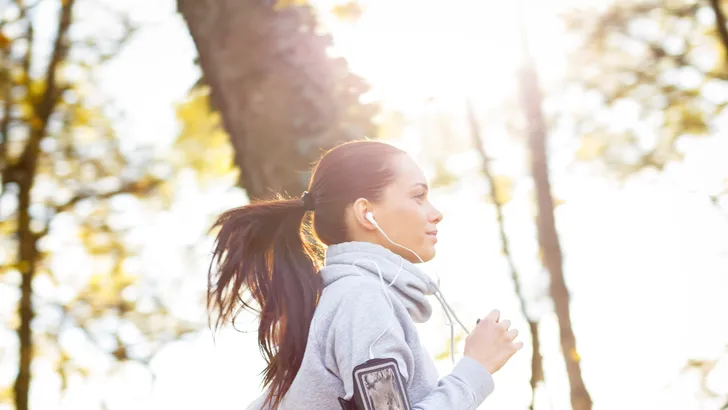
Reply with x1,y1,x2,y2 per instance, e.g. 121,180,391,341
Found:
365,211,377,226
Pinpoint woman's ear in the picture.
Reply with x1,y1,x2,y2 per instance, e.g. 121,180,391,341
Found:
352,198,377,231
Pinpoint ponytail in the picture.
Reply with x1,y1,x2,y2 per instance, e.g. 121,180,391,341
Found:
208,195,323,409
208,140,407,408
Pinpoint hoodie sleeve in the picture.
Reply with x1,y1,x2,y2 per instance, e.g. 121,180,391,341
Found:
322,282,495,410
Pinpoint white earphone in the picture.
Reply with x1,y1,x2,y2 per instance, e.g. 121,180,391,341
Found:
365,211,424,262
365,211,377,226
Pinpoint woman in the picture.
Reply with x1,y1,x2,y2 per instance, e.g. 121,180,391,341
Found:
209,140,522,409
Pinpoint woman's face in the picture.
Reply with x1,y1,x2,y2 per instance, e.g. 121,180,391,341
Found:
371,154,443,263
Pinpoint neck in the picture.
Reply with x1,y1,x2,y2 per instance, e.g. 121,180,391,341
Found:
346,233,421,264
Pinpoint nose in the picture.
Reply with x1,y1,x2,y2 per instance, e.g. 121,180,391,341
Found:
429,203,444,224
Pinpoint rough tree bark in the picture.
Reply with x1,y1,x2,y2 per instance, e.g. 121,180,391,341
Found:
518,32,593,410
466,101,544,410
177,0,375,200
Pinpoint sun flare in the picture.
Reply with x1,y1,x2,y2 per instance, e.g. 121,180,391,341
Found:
316,0,570,111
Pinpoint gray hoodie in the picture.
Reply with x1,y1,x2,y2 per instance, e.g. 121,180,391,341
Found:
246,241,495,409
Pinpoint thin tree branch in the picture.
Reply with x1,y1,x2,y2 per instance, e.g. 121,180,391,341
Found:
0,63,11,183
98,14,138,65
35,178,163,240
20,4,34,90
17,0,73,171
709,189,728,220
466,100,544,410
709,0,728,65
58,179,161,214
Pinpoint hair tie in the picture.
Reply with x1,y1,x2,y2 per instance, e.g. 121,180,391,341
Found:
301,191,315,211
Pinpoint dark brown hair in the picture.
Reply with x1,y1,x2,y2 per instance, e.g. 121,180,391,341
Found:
208,140,405,408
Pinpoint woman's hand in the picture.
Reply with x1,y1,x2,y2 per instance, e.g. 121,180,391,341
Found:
464,309,522,374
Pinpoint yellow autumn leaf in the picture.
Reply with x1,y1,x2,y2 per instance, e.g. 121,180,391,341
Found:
71,105,94,126
576,133,607,161
88,272,104,289
11,68,27,84
434,349,450,362
0,220,17,235
434,332,466,361
18,102,34,120
113,271,139,289
274,0,308,10
491,175,513,205
174,87,235,183
28,79,46,100
331,2,363,21
17,260,30,272
0,31,10,50
0,385,13,403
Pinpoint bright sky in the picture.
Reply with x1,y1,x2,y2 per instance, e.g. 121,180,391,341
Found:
2,0,728,409
315,0,575,118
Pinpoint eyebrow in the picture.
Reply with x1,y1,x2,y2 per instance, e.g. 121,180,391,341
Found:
411,182,429,191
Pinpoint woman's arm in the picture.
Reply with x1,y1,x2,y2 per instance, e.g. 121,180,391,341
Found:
323,282,494,410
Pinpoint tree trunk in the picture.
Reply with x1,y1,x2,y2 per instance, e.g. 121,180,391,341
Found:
709,0,728,64
11,1,75,408
518,42,593,410
177,0,375,200
527,320,544,409
466,102,544,410
13,177,38,410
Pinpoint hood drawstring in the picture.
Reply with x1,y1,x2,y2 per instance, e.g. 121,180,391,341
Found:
351,255,470,365
324,242,471,366
432,284,470,364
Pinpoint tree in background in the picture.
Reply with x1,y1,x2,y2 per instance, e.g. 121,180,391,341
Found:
519,24,594,410
551,1,728,407
563,2,728,404
565,1,727,183
467,101,545,410
0,1,199,409
177,0,377,199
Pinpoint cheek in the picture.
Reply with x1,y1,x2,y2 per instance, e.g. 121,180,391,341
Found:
390,201,428,233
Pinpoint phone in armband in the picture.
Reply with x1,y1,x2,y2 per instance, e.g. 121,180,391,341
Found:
339,357,412,410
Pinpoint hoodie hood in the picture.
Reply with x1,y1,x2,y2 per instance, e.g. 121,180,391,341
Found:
321,241,437,323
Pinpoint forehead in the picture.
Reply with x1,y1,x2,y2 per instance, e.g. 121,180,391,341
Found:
392,154,427,186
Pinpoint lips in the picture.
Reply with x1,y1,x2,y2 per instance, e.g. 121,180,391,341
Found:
426,230,438,237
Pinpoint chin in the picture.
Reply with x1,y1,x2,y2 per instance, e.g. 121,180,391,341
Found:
416,246,436,263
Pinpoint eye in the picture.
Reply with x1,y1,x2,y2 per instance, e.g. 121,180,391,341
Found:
413,192,427,201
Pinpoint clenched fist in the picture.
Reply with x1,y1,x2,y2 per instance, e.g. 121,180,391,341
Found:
464,309,523,374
